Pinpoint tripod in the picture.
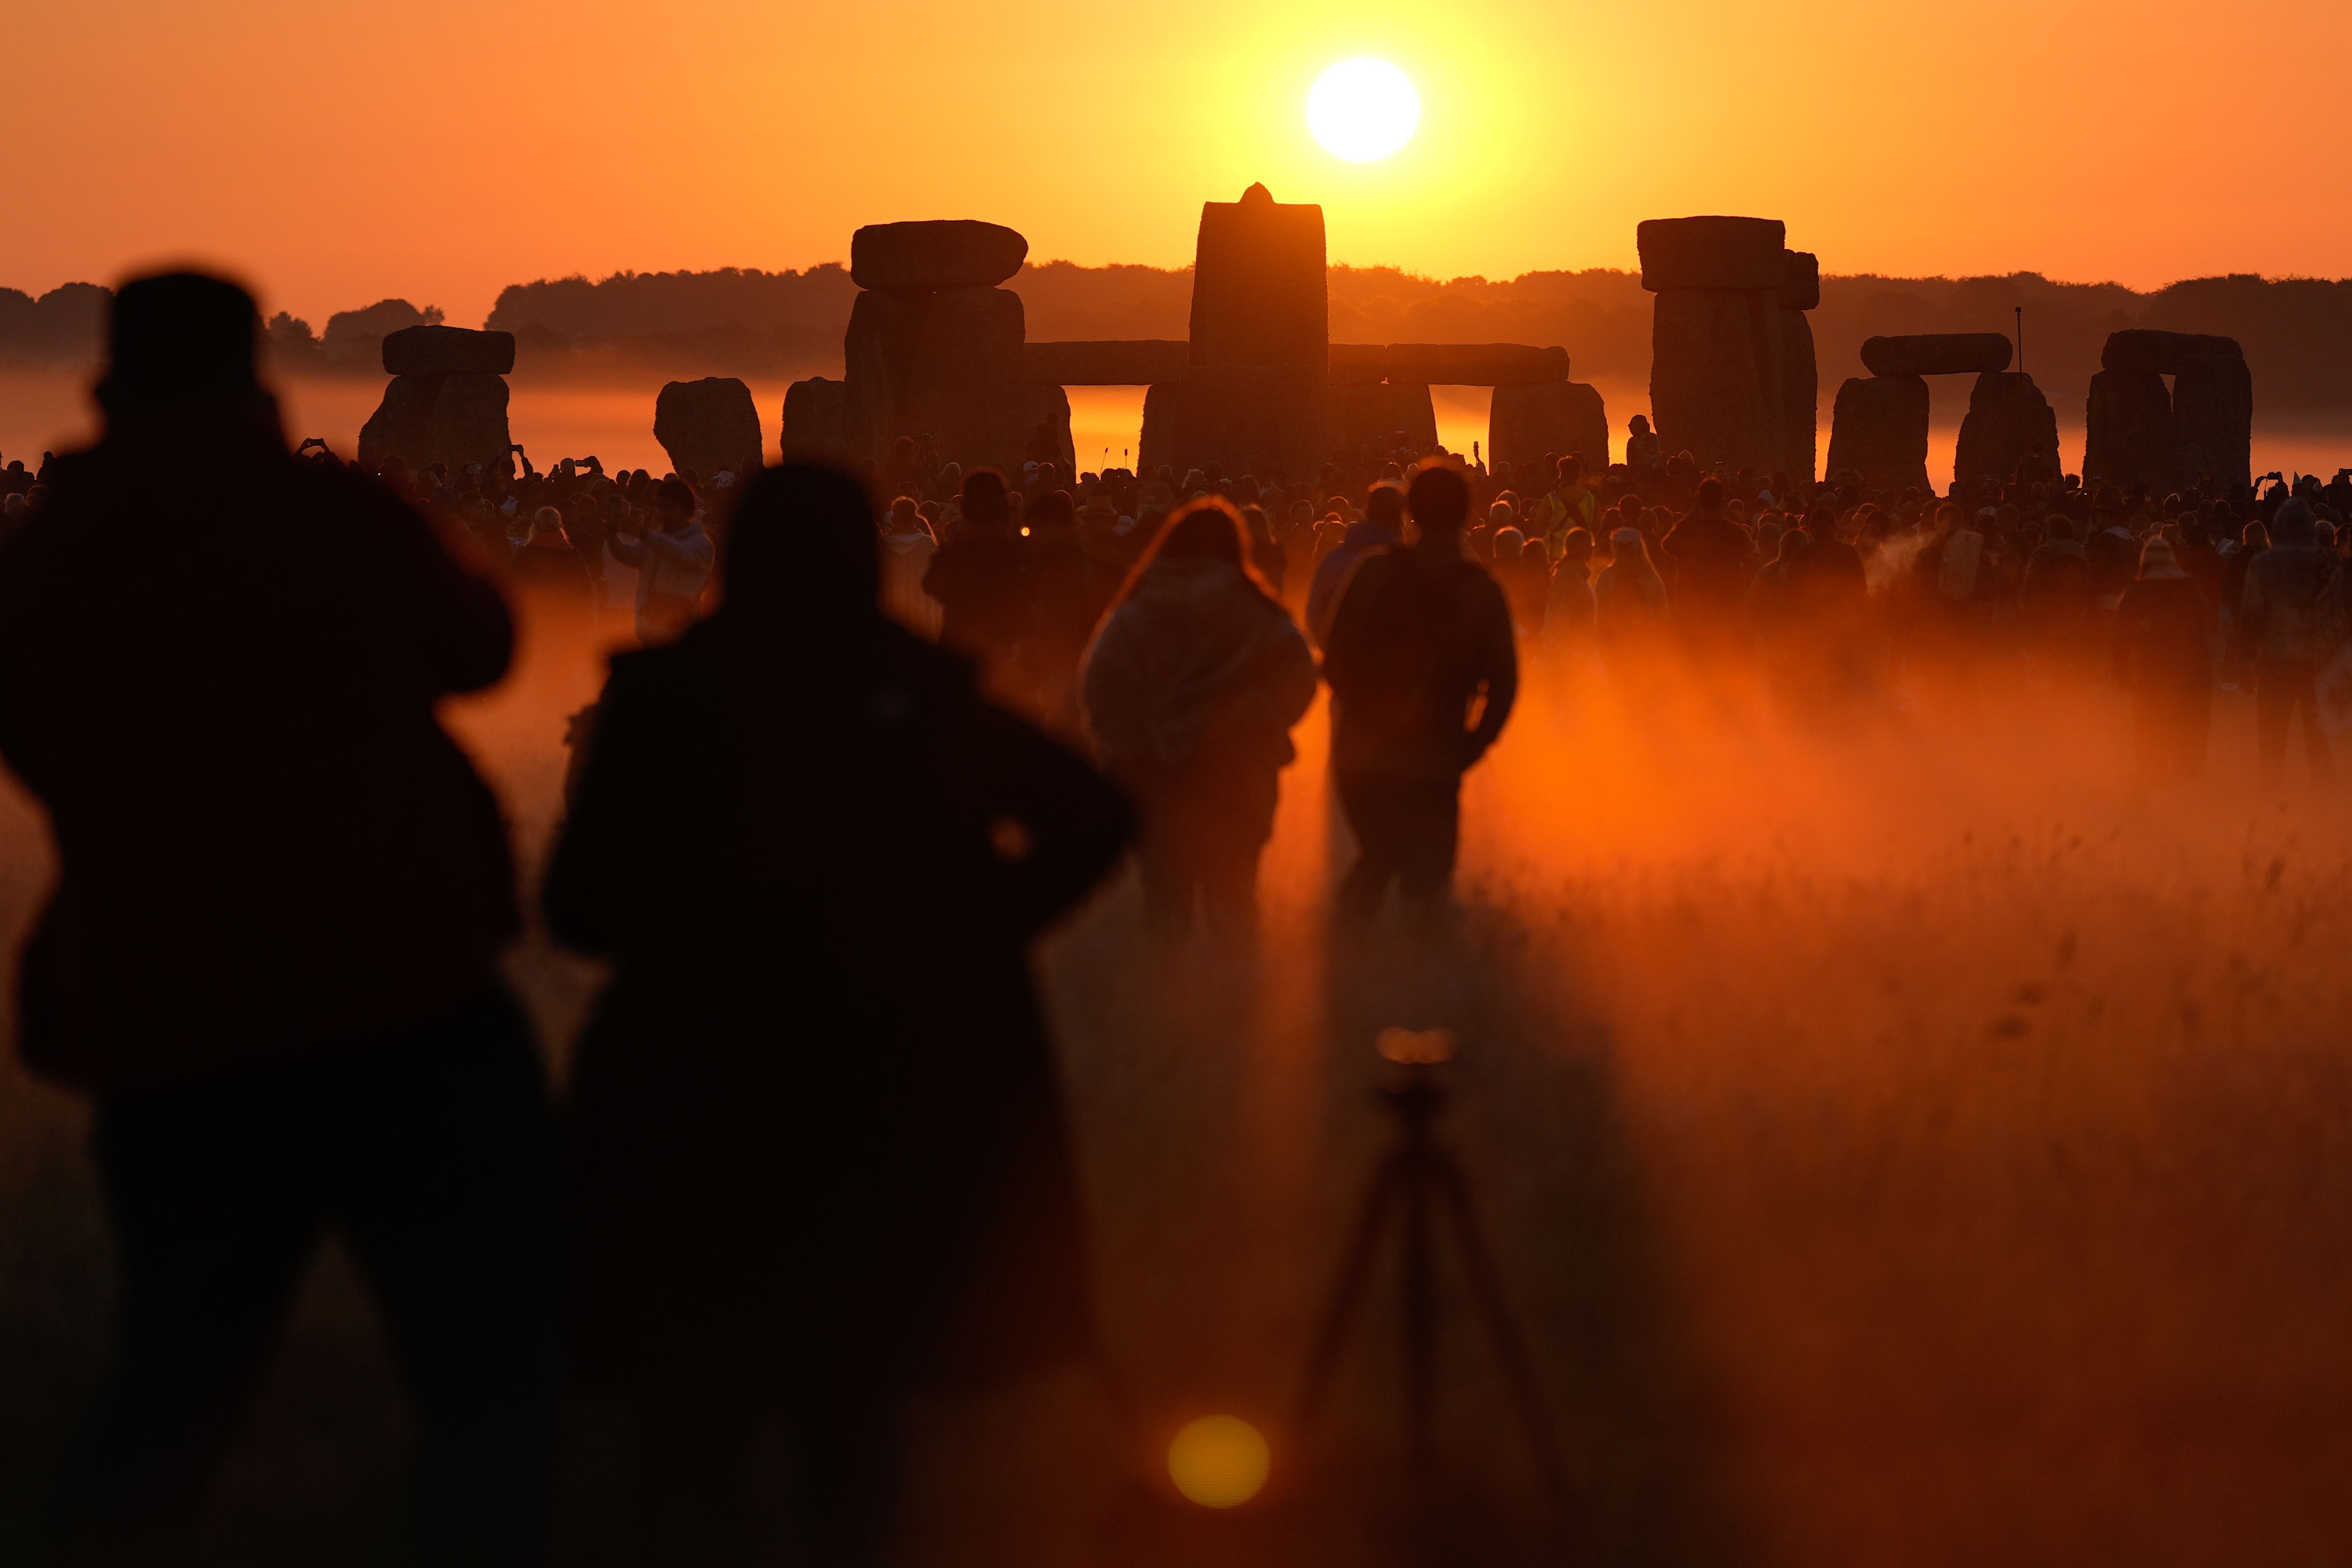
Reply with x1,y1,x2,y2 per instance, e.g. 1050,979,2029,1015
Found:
1294,1041,1572,1509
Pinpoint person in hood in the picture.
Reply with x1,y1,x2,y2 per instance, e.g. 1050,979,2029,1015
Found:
546,463,1131,1564
1080,499,1315,934
1306,482,1403,647
2113,535,2217,779
0,272,554,1560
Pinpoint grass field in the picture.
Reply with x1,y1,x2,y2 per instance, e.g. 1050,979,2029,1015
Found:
3,601,2349,1565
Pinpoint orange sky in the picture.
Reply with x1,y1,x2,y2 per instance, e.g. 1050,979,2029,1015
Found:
8,0,2347,329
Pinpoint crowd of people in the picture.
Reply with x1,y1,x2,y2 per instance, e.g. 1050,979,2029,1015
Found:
3,268,2347,1565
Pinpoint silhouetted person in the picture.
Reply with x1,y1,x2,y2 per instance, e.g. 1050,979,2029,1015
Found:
1021,488,1117,731
0,273,555,1562
2113,536,2216,780
923,467,1030,674
2240,497,2336,786
1306,482,1402,647
608,476,713,644
1080,499,1316,934
1321,465,1517,914
1661,476,1750,643
544,463,1130,1566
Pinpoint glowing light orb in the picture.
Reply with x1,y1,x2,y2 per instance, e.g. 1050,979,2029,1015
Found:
1167,1415,1271,1508
1307,59,1419,162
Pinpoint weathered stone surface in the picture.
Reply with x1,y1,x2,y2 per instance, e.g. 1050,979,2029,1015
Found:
1381,343,1569,386
358,377,434,469
780,377,848,457
1021,339,1190,386
1781,310,1817,482
1780,250,1820,312
1952,371,2060,487
1331,382,1439,455
1020,385,1076,473
2083,369,2177,490
1327,343,1392,386
1636,216,1787,292
359,373,512,472
654,376,763,480
1137,364,1328,480
1650,288,1784,470
1824,375,1929,495
2101,329,2242,374
1187,183,1327,367
843,286,1028,468
848,220,1027,291
1860,333,2013,378
2173,354,2253,490
1488,381,1608,474
381,324,515,376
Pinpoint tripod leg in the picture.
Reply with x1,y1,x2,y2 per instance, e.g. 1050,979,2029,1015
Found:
1295,1156,1403,1427
1402,1150,1437,1477
1429,1153,1577,1511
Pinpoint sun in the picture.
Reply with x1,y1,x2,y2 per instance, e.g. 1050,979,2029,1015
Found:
1307,59,1419,162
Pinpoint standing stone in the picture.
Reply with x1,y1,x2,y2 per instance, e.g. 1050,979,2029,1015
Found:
1952,371,2060,488
1780,310,1818,483
843,284,1028,470
1649,288,1783,470
1488,381,1608,474
2101,330,2241,374
2172,353,2253,490
358,373,511,472
1138,365,1327,480
849,221,1028,291
1187,183,1328,368
1638,216,1790,473
781,378,848,457
2083,369,2177,490
654,376,763,480
1824,375,1930,495
1331,382,1439,455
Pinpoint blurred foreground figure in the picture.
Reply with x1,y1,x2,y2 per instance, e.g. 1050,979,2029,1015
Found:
1321,465,1517,914
0,274,555,1561
1081,499,1316,935
545,463,1131,1566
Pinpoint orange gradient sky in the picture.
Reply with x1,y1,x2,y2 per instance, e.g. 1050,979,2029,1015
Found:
8,0,2348,328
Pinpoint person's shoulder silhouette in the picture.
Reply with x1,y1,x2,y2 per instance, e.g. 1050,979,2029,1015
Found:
0,272,518,1088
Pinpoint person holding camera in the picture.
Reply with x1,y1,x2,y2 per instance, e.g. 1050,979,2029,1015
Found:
607,476,713,644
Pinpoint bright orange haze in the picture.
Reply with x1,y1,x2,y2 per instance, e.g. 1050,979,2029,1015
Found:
7,0,2347,327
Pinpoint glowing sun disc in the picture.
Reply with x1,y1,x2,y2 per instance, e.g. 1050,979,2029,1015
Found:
1168,1415,1271,1508
1308,59,1419,162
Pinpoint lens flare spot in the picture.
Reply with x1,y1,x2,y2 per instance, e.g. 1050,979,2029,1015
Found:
1307,59,1419,162
1167,1415,1271,1508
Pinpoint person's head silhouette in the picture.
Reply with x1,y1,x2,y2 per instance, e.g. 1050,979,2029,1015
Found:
97,271,270,427
1405,464,1470,537
721,462,879,631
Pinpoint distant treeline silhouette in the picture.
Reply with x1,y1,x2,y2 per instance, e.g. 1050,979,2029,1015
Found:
12,265,2352,417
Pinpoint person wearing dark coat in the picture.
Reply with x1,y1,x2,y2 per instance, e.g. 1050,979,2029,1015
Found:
922,467,1030,674
2113,536,2217,779
1660,476,1752,644
0,273,554,1561
1080,499,1316,934
1320,464,1517,914
544,462,1131,1566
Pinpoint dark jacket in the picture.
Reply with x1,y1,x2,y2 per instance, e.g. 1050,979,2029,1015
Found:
1661,509,1751,622
1322,540,1518,779
0,420,517,1090
923,526,1030,665
544,613,1130,1397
